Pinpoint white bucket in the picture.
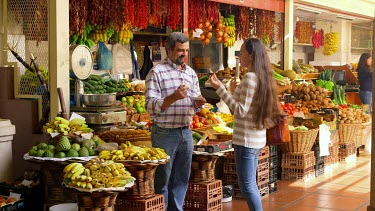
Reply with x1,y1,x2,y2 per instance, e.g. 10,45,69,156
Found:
0,119,15,181
49,203,78,211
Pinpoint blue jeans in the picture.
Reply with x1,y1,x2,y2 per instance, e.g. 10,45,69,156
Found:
151,124,193,211
359,90,372,113
234,145,263,211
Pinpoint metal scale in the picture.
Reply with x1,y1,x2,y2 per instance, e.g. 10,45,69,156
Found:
69,45,127,132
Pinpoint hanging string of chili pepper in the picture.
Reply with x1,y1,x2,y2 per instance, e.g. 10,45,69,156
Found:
134,0,149,30
149,0,161,27
277,21,282,42
206,1,220,23
69,0,88,37
166,0,181,31
188,0,201,31
249,8,255,36
125,0,135,27
235,6,251,40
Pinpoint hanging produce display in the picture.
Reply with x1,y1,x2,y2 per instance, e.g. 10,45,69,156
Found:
323,32,339,56
235,6,251,40
312,29,324,49
222,15,236,48
254,9,275,46
295,21,314,43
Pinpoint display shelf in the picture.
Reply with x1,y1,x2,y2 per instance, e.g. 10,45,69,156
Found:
351,47,373,50
133,31,169,37
293,43,313,46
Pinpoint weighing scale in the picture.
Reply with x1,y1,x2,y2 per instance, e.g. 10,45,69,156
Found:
70,45,93,107
69,45,127,131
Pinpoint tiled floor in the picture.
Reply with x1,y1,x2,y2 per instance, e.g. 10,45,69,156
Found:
223,152,371,211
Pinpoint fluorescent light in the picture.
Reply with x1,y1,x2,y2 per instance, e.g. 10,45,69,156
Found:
296,7,322,15
336,15,355,21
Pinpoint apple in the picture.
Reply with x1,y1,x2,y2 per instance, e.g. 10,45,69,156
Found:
121,97,127,103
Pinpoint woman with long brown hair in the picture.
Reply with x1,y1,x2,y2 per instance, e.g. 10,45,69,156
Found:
357,53,372,113
208,37,281,210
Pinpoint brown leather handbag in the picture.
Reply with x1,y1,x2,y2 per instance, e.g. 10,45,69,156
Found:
266,114,290,145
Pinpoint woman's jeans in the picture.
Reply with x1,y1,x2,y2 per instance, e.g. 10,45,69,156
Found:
151,124,193,211
234,145,263,211
359,90,372,113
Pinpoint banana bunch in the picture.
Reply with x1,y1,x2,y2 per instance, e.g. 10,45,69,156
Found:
89,24,115,43
323,32,339,56
43,117,94,135
223,16,236,48
63,159,134,190
70,23,95,48
224,37,236,48
99,141,168,161
223,15,235,27
113,24,133,45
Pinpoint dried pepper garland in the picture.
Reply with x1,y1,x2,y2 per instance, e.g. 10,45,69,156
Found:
254,9,275,45
125,0,135,27
134,0,149,30
235,6,251,40
206,1,219,23
188,0,201,30
149,0,162,27
166,0,181,31
69,0,88,36
295,21,313,43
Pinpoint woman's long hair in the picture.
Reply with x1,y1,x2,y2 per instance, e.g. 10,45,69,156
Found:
244,38,282,129
358,53,372,70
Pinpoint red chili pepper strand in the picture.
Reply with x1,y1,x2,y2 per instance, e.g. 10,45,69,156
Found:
166,0,181,31
150,0,161,27
125,0,135,27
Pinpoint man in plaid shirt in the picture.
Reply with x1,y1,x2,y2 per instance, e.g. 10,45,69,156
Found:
145,32,206,211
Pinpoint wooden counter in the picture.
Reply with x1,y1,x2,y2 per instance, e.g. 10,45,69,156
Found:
346,92,362,105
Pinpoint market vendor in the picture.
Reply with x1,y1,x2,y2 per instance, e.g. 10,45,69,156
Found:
145,32,206,211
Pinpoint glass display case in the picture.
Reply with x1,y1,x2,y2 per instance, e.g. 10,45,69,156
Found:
189,38,223,73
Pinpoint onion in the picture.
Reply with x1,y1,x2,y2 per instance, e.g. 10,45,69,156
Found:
203,38,210,45
206,32,213,39
216,21,223,29
217,31,223,37
198,23,203,29
207,24,213,31
223,32,228,38
216,37,222,42
200,34,206,40
205,21,210,28
223,37,229,43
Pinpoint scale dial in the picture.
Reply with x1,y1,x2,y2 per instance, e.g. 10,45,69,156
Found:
70,45,93,80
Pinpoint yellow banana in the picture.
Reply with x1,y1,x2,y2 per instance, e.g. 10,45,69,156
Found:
71,163,84,173
64,163,79,173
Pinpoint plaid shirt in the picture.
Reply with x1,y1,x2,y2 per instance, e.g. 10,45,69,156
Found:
145,58,201,128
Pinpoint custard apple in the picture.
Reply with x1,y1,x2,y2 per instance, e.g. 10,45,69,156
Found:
88,148,97,156
37,150,45,157
37,143,48,150
44,150,55,158
67,149,79,157
78,147,89,157
56,137,71,152
47,145,55,151
29,149,38,156
71,143,81,151
82,139,95,149
55,152,66,158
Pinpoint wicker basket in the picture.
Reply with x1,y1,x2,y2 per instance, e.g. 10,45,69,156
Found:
338,123,363,144
75,191,119,211
120,162,165,199
189,154,219,182
41,163,76,205
281,128,319,153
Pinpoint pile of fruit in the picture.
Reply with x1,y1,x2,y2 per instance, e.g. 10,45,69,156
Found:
43,117,93,135
191,108,222,129
83,74,129,94
121,95,146,114
63,158,134,190
28,135,103,158
222,15,236,48
0,196,16,207
99,141,168,161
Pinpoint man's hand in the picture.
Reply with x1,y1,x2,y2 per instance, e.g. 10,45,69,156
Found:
173,85,189,100
193,95,207,107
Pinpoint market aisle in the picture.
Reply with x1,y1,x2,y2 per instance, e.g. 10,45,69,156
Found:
223,152,370,211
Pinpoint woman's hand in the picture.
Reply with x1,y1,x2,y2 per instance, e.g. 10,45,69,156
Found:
230,77,239,93
208,74,222,90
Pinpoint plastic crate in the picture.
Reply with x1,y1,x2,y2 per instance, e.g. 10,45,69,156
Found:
224,151,235,158
315,161,325,178
269,155,278,170
259,183,269,199
338,143,356,158
257,160,269,175
184,198,222,210
269,167,277,184
222,174,238,187
258,146,270,160
281,152,315,169
233,189,244,198
269,182,278,194
185,180,222,203
256,171,269,186
116,194,165,211
223,162,236,174
281,166,315,181
223,157,235,164
269,145,278,157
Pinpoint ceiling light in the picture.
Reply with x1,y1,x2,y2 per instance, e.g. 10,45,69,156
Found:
296,7,322,15
336,15,355,21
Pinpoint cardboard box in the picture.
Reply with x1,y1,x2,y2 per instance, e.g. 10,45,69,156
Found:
0,67,15,99
194,139,232,153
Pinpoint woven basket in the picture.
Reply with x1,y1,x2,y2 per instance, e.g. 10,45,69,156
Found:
281,128,319,153
75,191,118,211
338,123,363,144
119,162,166,199
189,154,218,182
41,163,76,205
